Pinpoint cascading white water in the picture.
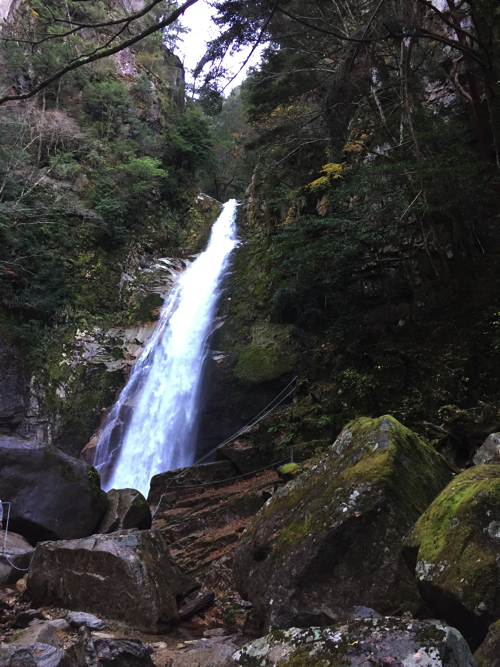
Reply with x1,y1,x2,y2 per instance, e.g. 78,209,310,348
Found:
94,200,239,496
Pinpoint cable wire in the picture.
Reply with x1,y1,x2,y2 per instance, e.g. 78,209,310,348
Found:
154,457,290,491
0,502,32,572
152,377,298,517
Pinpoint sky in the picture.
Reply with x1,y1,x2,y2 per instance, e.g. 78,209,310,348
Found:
177,0,264,94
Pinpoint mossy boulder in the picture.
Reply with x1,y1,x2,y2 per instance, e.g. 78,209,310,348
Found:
234,346,293,384
233,415,452,630
278,462,307,482
232,323,296,385
403,464,500,649
221,617,476,667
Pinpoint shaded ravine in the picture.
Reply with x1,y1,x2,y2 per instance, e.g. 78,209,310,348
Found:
94,200,239,496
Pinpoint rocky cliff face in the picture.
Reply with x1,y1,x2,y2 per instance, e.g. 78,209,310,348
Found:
0,5,221,455
198,177,500,473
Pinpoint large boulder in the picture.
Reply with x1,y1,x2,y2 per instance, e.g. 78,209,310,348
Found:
403,464,500,650
221,617,476,667
0,530,34,583
0,436,109,544
233,415,452,630
27,529,188,632
97,488,152,534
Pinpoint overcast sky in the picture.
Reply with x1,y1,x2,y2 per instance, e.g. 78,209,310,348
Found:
177,0,264,94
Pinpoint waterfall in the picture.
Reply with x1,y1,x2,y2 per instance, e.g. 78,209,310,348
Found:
94,200,239,496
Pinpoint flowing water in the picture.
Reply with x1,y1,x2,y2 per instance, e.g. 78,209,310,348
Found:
94,200,239,496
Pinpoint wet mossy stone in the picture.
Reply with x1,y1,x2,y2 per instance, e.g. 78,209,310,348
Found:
404,465,500,650
278,462,307,482
222,617,476,667
234,346,294,384
233,415,452,630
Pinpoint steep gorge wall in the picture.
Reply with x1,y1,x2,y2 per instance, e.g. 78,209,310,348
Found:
0,22,222,457
198,178,500,470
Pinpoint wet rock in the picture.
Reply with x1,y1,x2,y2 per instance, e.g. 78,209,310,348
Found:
474,619,500,666
242,609,262,638
233,336,294,385
12,609,47,629
66,611,108,630
27,529,188,632
221,617,476,667
233,415,452,629
0,335,25,433
97,488,151,534
148,461,238,505
68,636,155,667
473,433,500,465
0,643,76,667
153,468,277,578
11,621,62,648
0,436,109,544
216,438,272,476
403,464,500,650
0,530,34,583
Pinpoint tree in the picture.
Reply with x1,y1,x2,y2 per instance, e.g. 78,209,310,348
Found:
0,0,199,105
196,0,500,171
201,87,253,201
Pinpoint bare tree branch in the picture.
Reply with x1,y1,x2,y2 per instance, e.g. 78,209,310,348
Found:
0,0,199,106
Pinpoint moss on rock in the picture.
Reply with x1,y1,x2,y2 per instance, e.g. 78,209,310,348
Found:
222,618,474,667
234,346,293,384
406,464,500,648
278,462,307,482
233,415,451,627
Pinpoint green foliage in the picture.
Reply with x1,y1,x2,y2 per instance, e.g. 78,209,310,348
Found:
168,109,216,174
83,81,133,137
0,4,211,381
121,156,167,198
130,71,153,104
199,87,255,201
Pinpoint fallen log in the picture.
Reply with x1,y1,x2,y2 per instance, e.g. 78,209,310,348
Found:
178,591,215,622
